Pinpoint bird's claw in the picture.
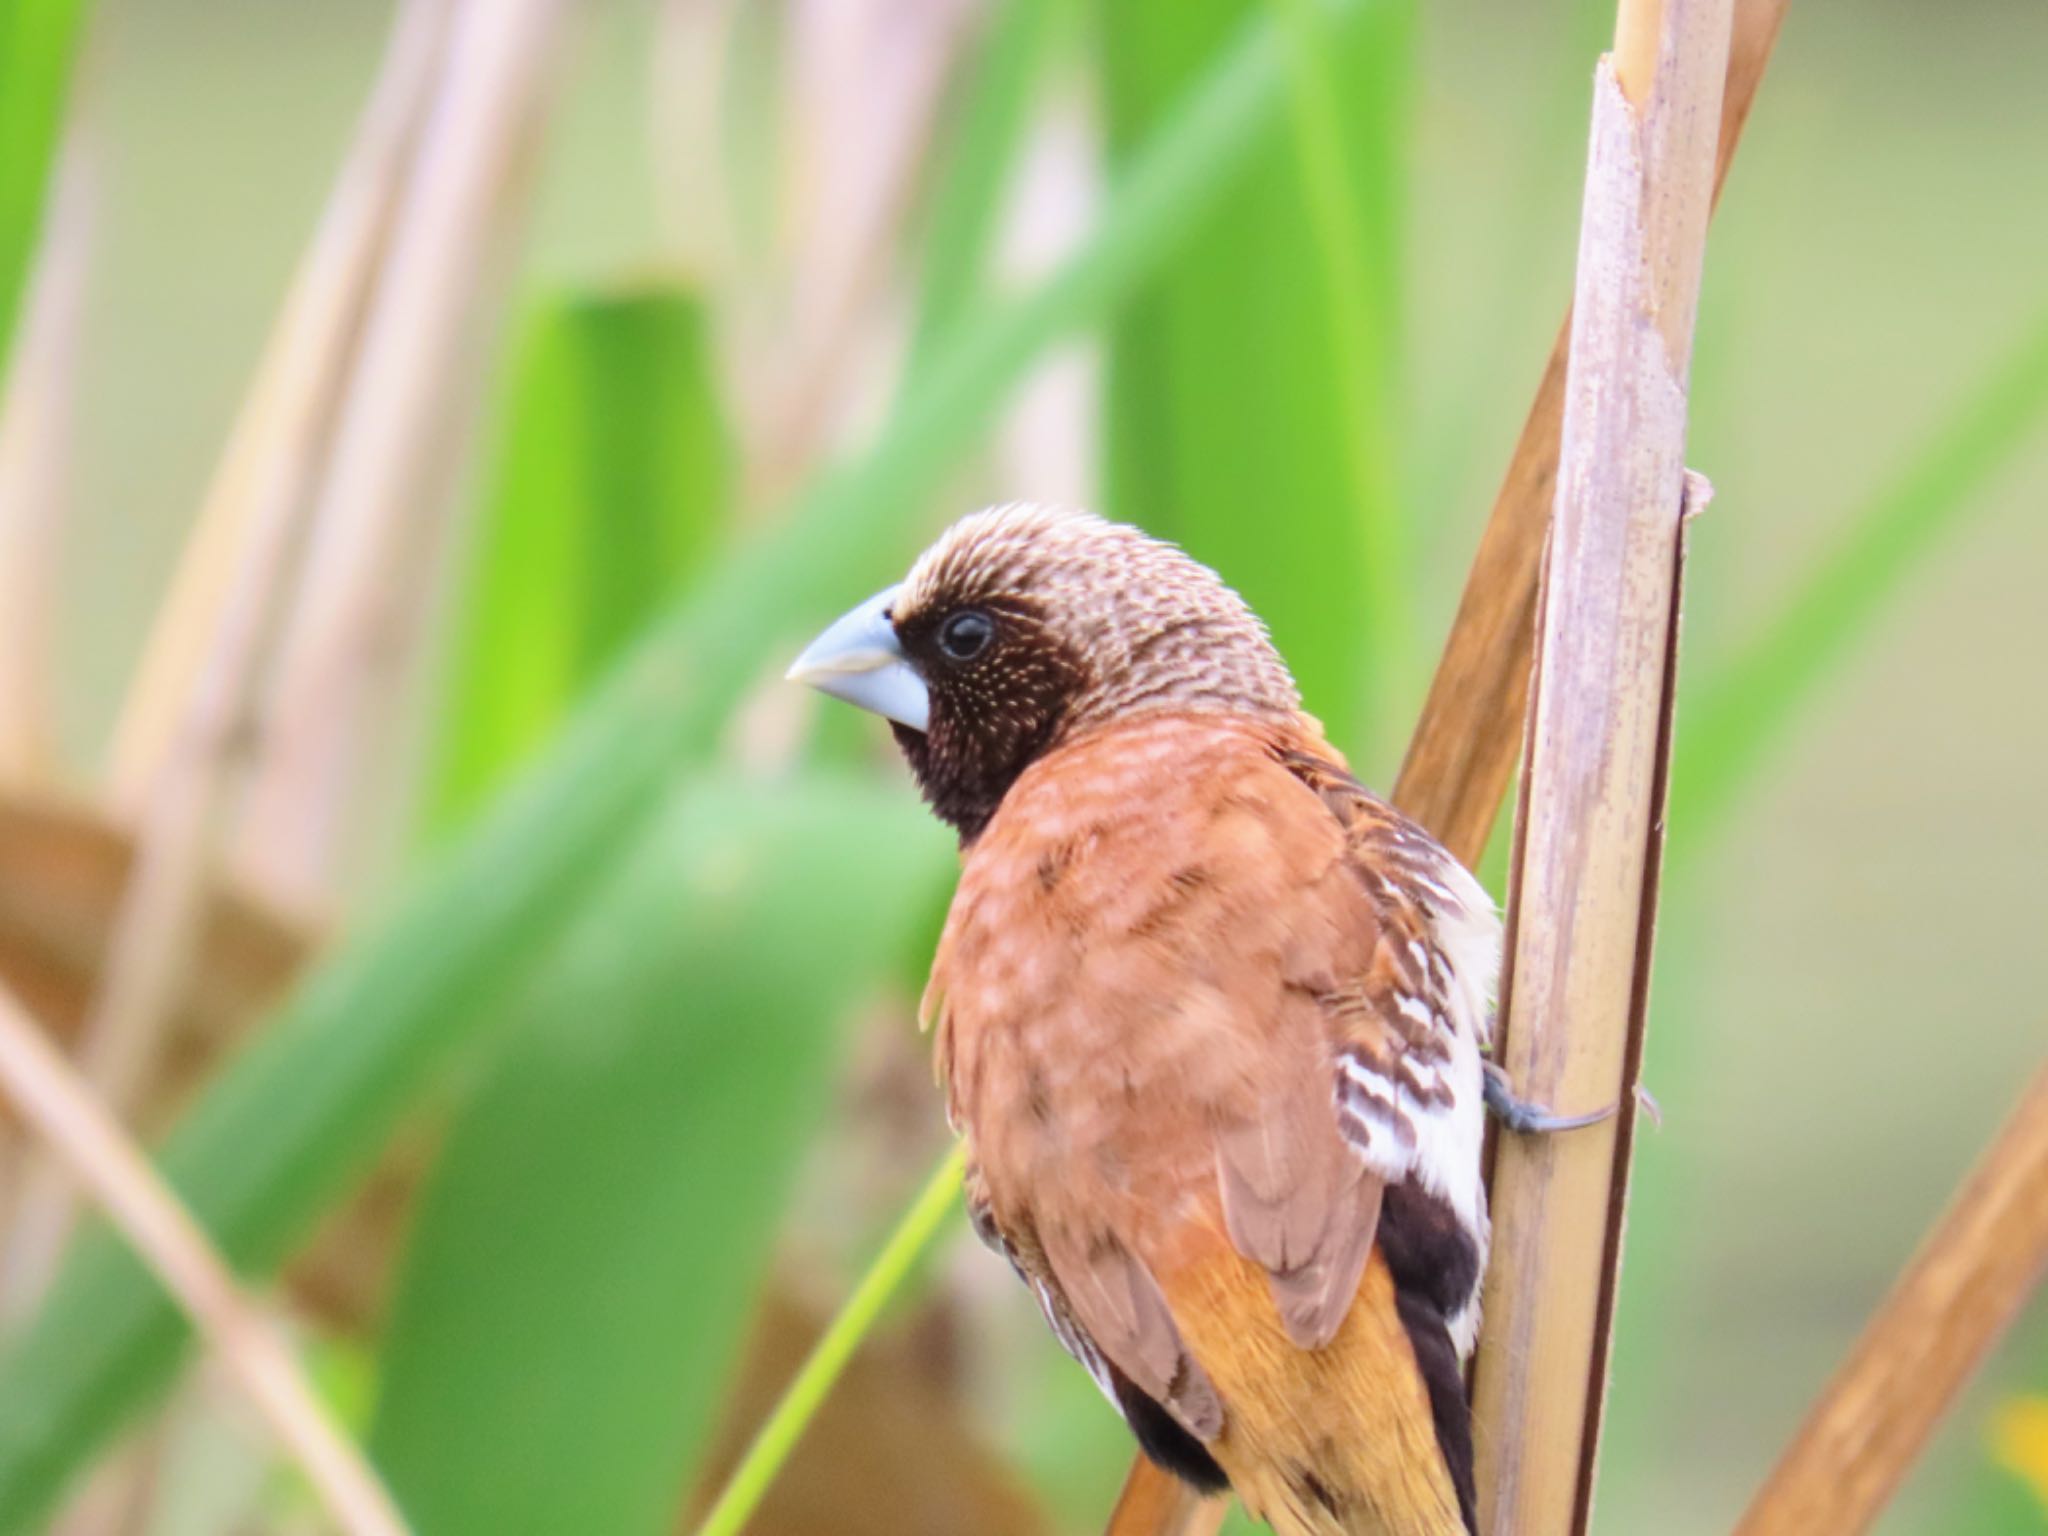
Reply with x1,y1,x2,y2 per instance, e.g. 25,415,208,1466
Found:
1483,1060,1617,1135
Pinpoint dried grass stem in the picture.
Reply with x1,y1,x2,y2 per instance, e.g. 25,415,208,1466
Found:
0,983,409,1535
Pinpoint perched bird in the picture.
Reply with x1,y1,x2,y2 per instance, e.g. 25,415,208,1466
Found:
790,506,1532,1536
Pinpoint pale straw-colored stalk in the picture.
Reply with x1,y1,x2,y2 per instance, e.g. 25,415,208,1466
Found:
737,0,982,507
0,121,93,786
228,0,568,912
1104,5,1790,1531
1467,3,1731,1533
0,980,410,1535
0,0,458,1321
1391,0,1790,861
108,0,457,810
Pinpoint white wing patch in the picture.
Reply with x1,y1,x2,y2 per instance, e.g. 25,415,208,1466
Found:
1329,837,1500,1357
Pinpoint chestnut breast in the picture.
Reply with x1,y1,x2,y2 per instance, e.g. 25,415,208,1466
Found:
930,711,1381,1270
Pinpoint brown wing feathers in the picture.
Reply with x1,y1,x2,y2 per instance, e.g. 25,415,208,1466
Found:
793,509,1489,1534
933,712,1480,1536
1210,1040,1389,1356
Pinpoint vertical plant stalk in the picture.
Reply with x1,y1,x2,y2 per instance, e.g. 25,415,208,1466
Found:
739,0,981,508
692,1144,968,1536
1732,1065,2048,1536
1271,0,1412,761
230,0,567,912
0,0,456,1321
1467,3,1730,1535
0,10,1403,1520
0,0,88,374
1390,0,1789,859
0,119,92,784
0,982,409,1536
109,0,455,808
1105,8,1788,1533
647,0,740,279
1103,1462,1227,1536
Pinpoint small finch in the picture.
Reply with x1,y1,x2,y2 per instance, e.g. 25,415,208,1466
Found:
791,506,1520,1536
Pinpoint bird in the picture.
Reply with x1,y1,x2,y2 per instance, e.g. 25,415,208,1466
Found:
788,505,1575,1536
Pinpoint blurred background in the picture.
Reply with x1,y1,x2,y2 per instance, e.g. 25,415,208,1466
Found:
0,0,2043,1533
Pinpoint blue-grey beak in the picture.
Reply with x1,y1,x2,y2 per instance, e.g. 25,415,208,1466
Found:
785,583,931,733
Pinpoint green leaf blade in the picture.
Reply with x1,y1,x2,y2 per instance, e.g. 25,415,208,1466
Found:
1098,0,1411,764
0,8,1356,1522
369,776,948,1536
426,285,735,836
0,0,88,373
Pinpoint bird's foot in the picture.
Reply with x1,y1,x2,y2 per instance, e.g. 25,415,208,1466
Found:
1482,1060,1617,1135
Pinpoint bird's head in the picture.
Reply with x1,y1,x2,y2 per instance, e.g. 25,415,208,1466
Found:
788,504,1299,839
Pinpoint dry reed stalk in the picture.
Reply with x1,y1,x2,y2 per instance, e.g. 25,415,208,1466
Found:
1732,1065,2048,1536
1467,1,1730,1532
0,981,411,1536
1390,0,1788,859
0,793,307,1252
109,0,457,809
649,0,743,282
1102,1460,1227,1536
229,0,567,911
0,0,458,1321
737,0,982,507
0,122,93,785
0,792,432,1342
1102,8,1787,1534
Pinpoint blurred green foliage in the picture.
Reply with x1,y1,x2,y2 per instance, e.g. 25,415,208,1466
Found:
426,286,736,835
0,2,2044,1534
371,777,946,1536
1101,0,1412,763
0,0,86,368
908,0,1067,374
0,4,1383,1525
1676,303,2048,832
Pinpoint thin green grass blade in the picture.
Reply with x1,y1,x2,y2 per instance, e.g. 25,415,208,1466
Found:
1599,311,2048,1522
1098,0,1410,764
692,1144,968,1536
0,5,1364,1525
1675,306,2048,836
0,0,89,372
369,777,948,1536
425,284,734,835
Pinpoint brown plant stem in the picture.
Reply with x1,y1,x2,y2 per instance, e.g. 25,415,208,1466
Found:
1390,0,1789,862
0,0,458,1323
737,0,981,509
1102,1459,1228,1536
109,0,457,810
1467,0,1731,1532
0,981,410,1536
1731,1065,2048,1536
1102,7,1788,1531
229,0,567,911
0,118,93,787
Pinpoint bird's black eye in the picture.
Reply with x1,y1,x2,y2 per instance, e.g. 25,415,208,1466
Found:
937,609,995,662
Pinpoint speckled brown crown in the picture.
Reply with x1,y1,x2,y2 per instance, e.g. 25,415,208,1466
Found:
896,504,1302,731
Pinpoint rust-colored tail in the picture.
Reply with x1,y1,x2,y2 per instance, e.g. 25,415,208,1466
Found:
1160,1249,1469,1536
